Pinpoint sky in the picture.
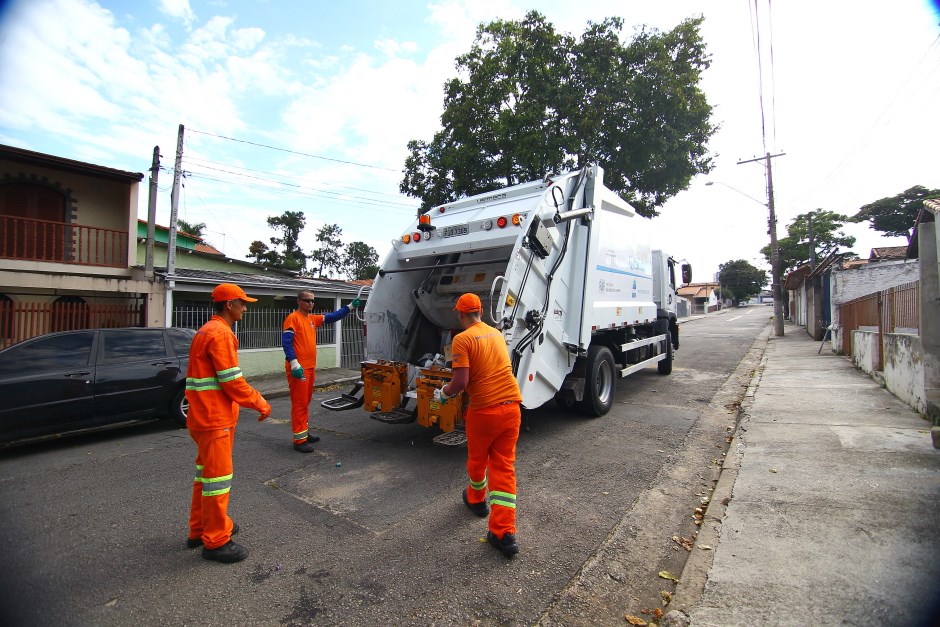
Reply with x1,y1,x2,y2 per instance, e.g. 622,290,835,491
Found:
1,0,938,283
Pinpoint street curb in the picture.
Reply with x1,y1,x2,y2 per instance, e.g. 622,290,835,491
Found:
665,323,772,620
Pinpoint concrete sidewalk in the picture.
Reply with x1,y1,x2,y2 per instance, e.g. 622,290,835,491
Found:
667,323,940,627
248,366,361,401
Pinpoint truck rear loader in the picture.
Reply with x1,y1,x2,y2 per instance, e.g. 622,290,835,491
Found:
323,164,691,445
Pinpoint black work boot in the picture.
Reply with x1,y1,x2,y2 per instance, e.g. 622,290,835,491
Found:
486,531,519,559
202,540,248,563
293,439,315,453
307,435,321,443
187,521,239,549
462,489,489,518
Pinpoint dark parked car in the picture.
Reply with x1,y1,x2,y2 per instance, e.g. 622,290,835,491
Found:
0,327,195,445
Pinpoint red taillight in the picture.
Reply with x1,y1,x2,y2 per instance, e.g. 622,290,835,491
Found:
413,232,421,242
496,216,508,228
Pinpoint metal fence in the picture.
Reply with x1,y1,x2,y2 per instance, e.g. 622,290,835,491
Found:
838,280,919,369
173,306,365,366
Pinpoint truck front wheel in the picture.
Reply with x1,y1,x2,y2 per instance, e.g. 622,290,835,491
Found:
580,345,615,417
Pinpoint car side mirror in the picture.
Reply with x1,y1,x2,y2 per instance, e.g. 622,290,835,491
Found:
681,263,692,284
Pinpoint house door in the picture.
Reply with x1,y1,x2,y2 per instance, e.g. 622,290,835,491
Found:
0,183,67,261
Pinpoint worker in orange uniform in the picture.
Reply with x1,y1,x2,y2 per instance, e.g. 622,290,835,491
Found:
282,290,360,453
185,283,271,564
435,293,523,558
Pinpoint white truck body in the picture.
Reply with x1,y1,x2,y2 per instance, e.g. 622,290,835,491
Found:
357,164,684,417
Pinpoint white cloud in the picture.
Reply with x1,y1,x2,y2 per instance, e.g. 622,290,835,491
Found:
158,0,196,28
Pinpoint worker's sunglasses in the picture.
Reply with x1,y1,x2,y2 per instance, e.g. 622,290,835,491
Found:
298,298,315,304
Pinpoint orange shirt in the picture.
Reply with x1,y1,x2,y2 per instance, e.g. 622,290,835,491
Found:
451,321,522,409
283,310,326,369
185,316,267,431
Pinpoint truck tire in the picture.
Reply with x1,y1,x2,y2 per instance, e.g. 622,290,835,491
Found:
170,386,188,427
658,330,673,375
580,345,615,417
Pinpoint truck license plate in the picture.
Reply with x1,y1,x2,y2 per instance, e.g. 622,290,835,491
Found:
442,224,469,238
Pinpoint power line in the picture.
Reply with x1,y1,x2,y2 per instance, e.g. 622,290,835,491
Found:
184,171,416,214
183,155,412,201
188,128,401,173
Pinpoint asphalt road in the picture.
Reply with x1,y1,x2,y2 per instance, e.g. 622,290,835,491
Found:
0,307,771,626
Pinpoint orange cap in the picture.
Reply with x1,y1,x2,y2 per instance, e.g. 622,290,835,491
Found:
454,293,482,313
211,283,258,302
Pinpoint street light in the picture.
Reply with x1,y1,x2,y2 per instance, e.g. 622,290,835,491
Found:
705,167,785,337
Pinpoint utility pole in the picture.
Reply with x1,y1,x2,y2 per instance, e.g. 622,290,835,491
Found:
166,125,184,327
738,151,786,337
145,146,159,279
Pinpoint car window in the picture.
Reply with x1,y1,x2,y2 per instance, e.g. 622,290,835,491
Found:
101,330,168,363
0,332,95,374
167,328,195,356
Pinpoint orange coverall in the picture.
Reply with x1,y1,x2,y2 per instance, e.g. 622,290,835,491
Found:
451,321,523,538
185,315,268,550
282,306,350,444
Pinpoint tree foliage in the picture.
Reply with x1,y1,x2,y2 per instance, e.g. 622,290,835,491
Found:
177,219,206,239
400,12,715,218
718,259,767,304
342,241,379,280
761,210,856,274
849,185,940,243
246,210,307,271
308,223,344,278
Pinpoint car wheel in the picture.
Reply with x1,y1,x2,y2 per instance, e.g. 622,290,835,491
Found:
170,387,188,426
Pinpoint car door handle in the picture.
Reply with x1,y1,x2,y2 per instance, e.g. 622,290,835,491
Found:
65,371,92,377
151,361,174,366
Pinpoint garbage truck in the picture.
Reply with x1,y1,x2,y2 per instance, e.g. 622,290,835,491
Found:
323,164,691,445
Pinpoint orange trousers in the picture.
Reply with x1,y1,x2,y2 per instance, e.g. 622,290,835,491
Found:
287,367,316,443
465,402,521,538
188,427,236,550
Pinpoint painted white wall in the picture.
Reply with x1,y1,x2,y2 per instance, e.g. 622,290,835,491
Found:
883,333,925,414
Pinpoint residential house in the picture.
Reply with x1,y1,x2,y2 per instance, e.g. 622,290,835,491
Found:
0,144,154,347
677,282,719,314
0,144,369,375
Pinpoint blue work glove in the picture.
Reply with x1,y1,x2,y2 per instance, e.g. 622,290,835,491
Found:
289,359,305,380
433,386,452,405
351,298,361,309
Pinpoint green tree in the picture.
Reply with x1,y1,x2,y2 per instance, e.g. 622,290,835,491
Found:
308,223,344,278
718,260,767,305
849,185,940,243
176,219,206,239
761,210,856,274
400,12,715,218
245,210,307,271
342,241,379,280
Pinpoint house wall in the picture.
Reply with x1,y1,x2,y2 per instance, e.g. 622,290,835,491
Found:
883,333,925,414
920,221,940,423
830,261,920,352
852,329,879,375
238,345,340,378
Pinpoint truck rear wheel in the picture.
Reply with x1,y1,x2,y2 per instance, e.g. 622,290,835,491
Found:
580,345,615,417
658,330,673,375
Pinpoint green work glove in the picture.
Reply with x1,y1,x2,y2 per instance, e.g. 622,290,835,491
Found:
289,359,305,380
351,298,361,309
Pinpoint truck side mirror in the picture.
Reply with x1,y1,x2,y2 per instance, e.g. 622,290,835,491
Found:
681,263,692,284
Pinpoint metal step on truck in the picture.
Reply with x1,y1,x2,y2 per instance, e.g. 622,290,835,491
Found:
323,164,691,446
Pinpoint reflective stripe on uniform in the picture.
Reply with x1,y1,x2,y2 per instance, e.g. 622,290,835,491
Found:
200,472,233,497
469,474,487,491
216,367,244,383
186,376,222,392
193,464,204,482
293,429,308,440
489,490,516,509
